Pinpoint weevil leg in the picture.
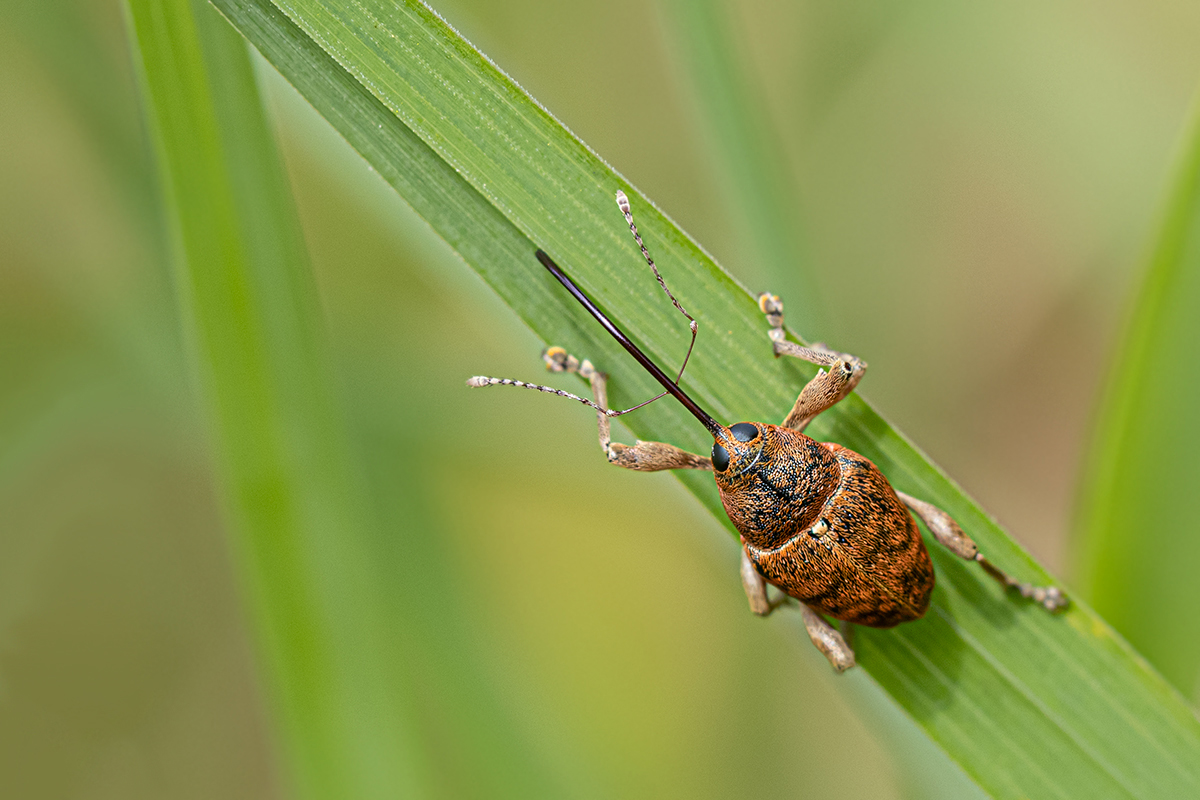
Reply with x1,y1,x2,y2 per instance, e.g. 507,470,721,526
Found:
740,544,790,616
800,605,856,673
544,346,712,472
757,293,868,432
740,544,855,671
895,491,1068,612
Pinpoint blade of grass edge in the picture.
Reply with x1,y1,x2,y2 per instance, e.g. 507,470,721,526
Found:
1073,92,1200,699
210,0,1200,797
123,1,426,797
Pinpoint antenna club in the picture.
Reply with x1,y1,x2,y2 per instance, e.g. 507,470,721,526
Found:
615,190,631,214
466,376,491,388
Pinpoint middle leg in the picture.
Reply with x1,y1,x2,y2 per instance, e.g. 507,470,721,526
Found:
740,544,856,672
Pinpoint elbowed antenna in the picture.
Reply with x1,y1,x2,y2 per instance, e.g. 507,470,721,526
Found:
536,249,723,438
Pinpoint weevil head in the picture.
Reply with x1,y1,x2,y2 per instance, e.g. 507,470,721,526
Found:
710,421,842,549
710,422,766,477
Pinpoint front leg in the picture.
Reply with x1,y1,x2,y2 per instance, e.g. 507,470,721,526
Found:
757,294,867,432
544,347,711,472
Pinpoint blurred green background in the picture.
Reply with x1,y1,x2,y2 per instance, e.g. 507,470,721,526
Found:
4,0,1200,797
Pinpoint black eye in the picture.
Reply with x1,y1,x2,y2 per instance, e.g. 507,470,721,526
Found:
730,423,758,442
711,442,729,471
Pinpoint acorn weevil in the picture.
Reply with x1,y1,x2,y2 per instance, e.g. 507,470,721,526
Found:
468,190,1066,672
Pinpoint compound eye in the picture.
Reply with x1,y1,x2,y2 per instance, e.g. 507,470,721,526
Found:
711,442,730,471
730,423,759,442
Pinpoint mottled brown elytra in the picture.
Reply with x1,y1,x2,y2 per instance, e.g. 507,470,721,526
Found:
468,190,1066,672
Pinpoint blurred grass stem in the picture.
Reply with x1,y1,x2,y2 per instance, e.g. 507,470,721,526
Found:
660,0,822,331
123,0,425,796
1073,89,1200,698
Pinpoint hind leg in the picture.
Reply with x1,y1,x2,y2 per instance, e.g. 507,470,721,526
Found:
896,491,1067,612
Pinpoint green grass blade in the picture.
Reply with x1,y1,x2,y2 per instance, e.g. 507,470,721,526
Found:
210,0,1200,796
123,1,424,796
659,0,821,328
1073,97,1200,698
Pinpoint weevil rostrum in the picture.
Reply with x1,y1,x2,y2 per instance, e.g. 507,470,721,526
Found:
468,191,1066,672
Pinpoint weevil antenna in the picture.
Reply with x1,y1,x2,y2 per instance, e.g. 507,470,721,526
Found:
536,249,723,438
465,374,622,417
615,190,698,384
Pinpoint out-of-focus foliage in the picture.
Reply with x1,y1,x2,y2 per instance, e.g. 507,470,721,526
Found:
125,0,428,795
1074,102,1200,699
0,2,283,796
659,0,821,329
4,0,1200,798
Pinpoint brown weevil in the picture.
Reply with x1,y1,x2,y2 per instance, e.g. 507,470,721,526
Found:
469,190,1067,672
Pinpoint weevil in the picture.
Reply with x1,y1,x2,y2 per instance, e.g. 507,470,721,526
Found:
468,191,1066,672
